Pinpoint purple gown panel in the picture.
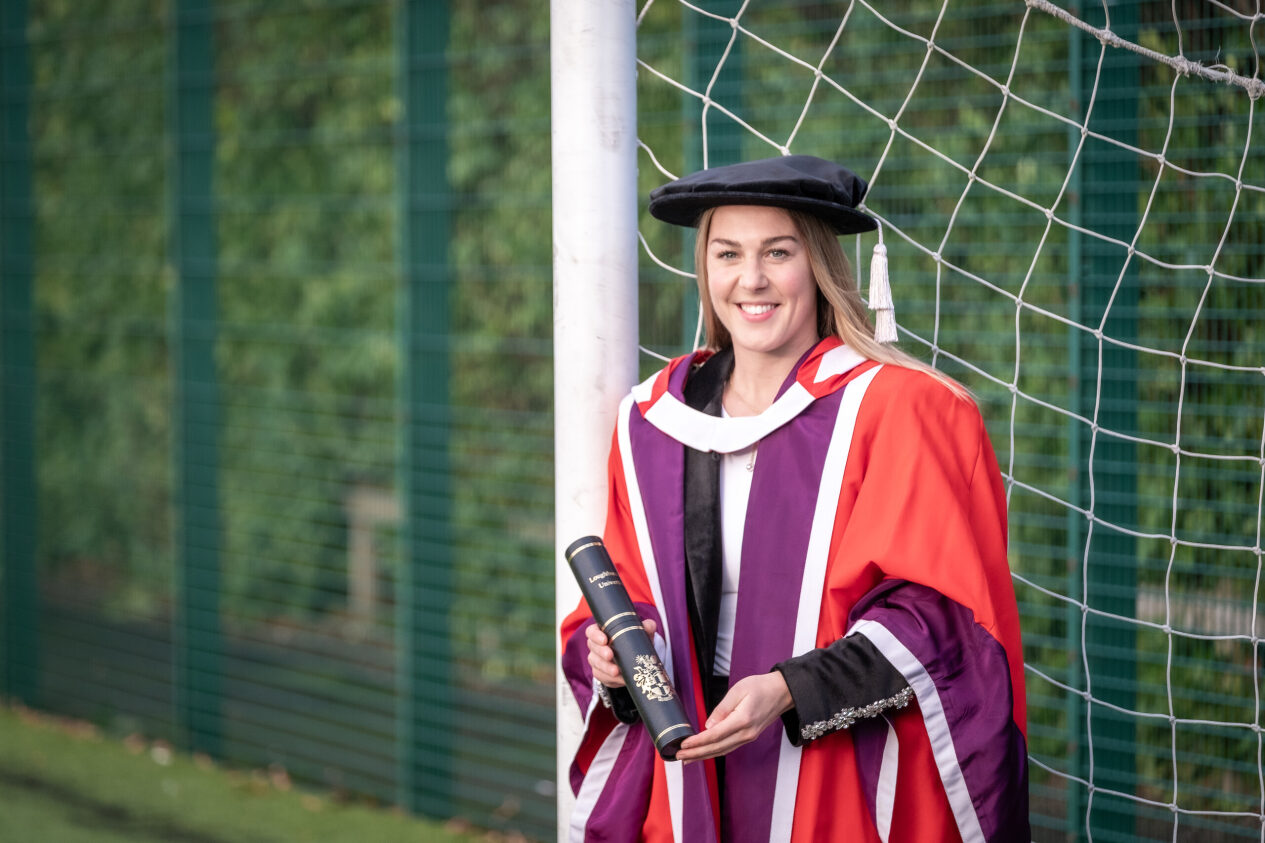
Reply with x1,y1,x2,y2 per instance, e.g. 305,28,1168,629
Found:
850,580,1030,842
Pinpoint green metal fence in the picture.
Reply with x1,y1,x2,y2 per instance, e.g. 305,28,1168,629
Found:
2,1,554,839
3,2,1263,842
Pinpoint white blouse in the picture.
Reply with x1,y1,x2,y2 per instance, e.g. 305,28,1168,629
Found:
713,432,757,677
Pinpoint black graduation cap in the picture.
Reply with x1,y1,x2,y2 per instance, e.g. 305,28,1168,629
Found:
648,154,878,236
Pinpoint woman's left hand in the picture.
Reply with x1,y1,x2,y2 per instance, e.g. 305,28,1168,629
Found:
673,671,794,762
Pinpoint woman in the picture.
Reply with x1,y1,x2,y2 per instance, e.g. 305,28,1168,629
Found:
560,156,1028,842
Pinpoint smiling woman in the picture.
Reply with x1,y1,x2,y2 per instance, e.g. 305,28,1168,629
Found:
559,156,1029,842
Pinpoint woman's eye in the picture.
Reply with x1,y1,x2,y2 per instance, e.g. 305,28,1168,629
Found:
768,249,789,258
716,250,737,260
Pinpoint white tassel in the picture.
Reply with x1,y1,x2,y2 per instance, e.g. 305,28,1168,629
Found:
868,242,897,343
874,307,898,344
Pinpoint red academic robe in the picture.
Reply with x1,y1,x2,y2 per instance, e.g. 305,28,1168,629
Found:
561,338,1028,842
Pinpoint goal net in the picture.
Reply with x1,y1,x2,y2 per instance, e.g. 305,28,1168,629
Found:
631,1,1265,839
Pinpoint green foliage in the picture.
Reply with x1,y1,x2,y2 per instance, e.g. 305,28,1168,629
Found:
26,0,558,693
447,0,553,684
212,0,398,623
29,0,173,604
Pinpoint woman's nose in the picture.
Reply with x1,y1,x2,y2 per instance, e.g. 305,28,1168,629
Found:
736,259,767,290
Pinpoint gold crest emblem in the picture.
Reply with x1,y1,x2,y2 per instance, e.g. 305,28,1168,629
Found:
633,654,675,702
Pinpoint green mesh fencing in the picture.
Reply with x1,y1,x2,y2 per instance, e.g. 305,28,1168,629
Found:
1,1,555,839
3,2,1264,842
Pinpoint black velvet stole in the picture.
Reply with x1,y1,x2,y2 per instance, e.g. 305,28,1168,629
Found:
681,347,733,712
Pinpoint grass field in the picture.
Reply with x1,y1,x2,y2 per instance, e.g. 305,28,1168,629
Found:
0,704,511,843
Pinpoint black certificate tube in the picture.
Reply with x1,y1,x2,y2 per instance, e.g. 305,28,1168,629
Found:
566,535,694,760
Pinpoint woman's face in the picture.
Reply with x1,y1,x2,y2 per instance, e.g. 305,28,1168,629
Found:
705,204,819,363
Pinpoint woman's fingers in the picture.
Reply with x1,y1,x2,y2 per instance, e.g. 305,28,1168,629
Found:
675,673,793,762
586,618,659,689
585,624,623,687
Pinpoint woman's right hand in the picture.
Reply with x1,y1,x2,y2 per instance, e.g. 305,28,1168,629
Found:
586,618,657,688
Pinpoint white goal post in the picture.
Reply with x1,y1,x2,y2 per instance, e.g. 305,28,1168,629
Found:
551,1,640,837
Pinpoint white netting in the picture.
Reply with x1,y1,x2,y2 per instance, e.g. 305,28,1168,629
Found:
633,1,1264,839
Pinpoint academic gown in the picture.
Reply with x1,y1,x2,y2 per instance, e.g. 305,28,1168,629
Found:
560,337,1029,842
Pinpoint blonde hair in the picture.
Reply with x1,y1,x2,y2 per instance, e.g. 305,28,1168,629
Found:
692,206,970,400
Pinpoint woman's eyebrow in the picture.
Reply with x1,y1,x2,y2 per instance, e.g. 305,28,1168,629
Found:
762,235,798,247
709,234,799,247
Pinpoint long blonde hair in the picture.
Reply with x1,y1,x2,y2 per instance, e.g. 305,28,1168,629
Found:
692,206,969,400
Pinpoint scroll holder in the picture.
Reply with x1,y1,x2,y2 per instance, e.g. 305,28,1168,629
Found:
566,535,695,760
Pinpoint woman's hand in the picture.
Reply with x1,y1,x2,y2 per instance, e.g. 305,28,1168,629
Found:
673,672,793,762
586,618,657,688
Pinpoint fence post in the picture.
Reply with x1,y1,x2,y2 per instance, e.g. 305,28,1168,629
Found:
1064,7,1086,833
1075,2,1140,837
551,1,639,835
680,0,744,352
168,0,222,758
1,0,39,708
394,0,453,818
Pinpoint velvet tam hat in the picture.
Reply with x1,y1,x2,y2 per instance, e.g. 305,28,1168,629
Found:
648,154,878,235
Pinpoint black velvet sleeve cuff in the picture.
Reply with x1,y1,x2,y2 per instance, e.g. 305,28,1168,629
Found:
597,683,642,725
773,633,913,746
